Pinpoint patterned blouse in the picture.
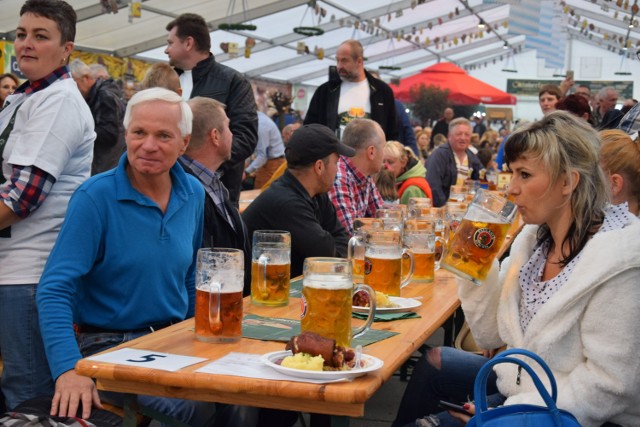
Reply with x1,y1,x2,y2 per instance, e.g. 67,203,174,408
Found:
518,203,633,332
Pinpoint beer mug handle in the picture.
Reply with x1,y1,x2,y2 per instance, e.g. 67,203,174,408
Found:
347,235,363,260
434,236,446,270
400,248,414,288
257,254,270,297
352,284,376,340
209,281,222,333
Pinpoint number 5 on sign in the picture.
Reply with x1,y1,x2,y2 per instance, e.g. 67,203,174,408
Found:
86,348,207,372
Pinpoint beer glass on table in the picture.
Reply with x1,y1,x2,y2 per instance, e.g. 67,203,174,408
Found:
441,189,517,285
301,257,375,348
251,230,291,306
403,220,446,283
375,208,404,231
449,184,469,203
407,197,432,219
348,218,383,281
195,248,244,343
364,230,414,296
445,201,468,242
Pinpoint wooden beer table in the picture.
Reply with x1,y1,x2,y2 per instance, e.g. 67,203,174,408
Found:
75,271,461,426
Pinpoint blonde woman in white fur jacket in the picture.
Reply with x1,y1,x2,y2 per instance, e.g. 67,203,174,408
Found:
392,111,640,427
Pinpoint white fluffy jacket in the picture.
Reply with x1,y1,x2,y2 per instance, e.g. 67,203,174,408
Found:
458,219,640,427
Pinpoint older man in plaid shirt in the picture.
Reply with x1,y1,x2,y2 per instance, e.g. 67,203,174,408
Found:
329,118,386,235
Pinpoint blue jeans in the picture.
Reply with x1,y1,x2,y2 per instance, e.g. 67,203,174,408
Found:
392,346,502,427
0,284,54,410
78,330,227,426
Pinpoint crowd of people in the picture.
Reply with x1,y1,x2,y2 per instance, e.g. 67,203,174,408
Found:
1,1,639,427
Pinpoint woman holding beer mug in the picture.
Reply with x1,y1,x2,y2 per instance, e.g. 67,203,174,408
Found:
392,111,640,427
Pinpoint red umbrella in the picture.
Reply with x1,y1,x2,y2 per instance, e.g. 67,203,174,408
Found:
392,62,517,105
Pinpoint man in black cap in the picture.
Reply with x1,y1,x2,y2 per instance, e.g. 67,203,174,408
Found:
242,124,354,277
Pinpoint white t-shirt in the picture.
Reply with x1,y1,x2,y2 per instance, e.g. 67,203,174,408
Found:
0,78,95,285
337,79,371,137
180,70,193,101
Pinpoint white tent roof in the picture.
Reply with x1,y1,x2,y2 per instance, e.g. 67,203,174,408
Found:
0,0,637,86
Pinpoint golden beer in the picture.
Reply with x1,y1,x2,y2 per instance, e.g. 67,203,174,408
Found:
301,277,352,348
364,255,402,296
411,251,436,283
250,261,290,306
352,257,366,280
441,218,510,283
195,288,243,342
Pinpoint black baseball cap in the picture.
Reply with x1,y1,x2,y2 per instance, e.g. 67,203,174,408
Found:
285,124,356,167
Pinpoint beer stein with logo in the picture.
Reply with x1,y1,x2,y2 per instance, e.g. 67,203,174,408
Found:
403,219,446,283
195,248,244,343
363,230,414,296
251,230,291,306
301,257,375,348
347,218,383,281
441,189,517,285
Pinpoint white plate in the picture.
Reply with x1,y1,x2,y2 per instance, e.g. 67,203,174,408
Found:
353,296,422,314
261,350,383,380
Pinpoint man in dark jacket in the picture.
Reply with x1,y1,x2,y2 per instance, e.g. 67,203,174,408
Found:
303,39,398,140
165,13,258,207
426,118,483,207
242,124,354,278
180,97,252,295
69,59,126,175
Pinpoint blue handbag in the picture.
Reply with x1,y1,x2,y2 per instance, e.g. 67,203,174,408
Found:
467,348,581,427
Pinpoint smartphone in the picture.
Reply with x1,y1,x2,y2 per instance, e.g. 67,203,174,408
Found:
566,70,574,80
438,400,473,416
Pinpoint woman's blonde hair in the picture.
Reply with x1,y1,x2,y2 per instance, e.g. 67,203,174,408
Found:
505,110,609,265
599,129,640,201
384,140,416,162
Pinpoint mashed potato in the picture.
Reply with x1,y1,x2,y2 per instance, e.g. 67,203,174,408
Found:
281,353,325,371
375,291,396,308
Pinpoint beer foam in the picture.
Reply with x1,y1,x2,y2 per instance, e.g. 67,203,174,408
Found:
303,274,352,290
198,277,243,293
364,249,402,260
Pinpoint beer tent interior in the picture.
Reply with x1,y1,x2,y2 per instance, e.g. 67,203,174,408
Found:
0,0,637,87
392,62,517,106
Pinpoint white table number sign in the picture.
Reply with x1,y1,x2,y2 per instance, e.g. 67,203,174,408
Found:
86,348,207,372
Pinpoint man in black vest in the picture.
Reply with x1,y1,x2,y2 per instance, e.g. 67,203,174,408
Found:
179,97,251,295
165,13,258,207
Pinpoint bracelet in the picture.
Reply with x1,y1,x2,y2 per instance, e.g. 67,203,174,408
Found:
293,26,324,36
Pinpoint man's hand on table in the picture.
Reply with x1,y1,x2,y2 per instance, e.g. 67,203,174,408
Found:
51,370,103,419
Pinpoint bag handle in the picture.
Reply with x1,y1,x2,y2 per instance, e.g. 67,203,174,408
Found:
474,349,561,424
493,348,558,402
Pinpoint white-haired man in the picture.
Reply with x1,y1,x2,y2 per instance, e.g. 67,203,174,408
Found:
38,88,216,425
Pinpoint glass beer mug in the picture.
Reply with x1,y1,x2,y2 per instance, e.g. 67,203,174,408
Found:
195,248,244,343
441,189,517,285
251,230,291,306
301,258,375,348
363,230,414,296
403,220,446,283
347,218,383,281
